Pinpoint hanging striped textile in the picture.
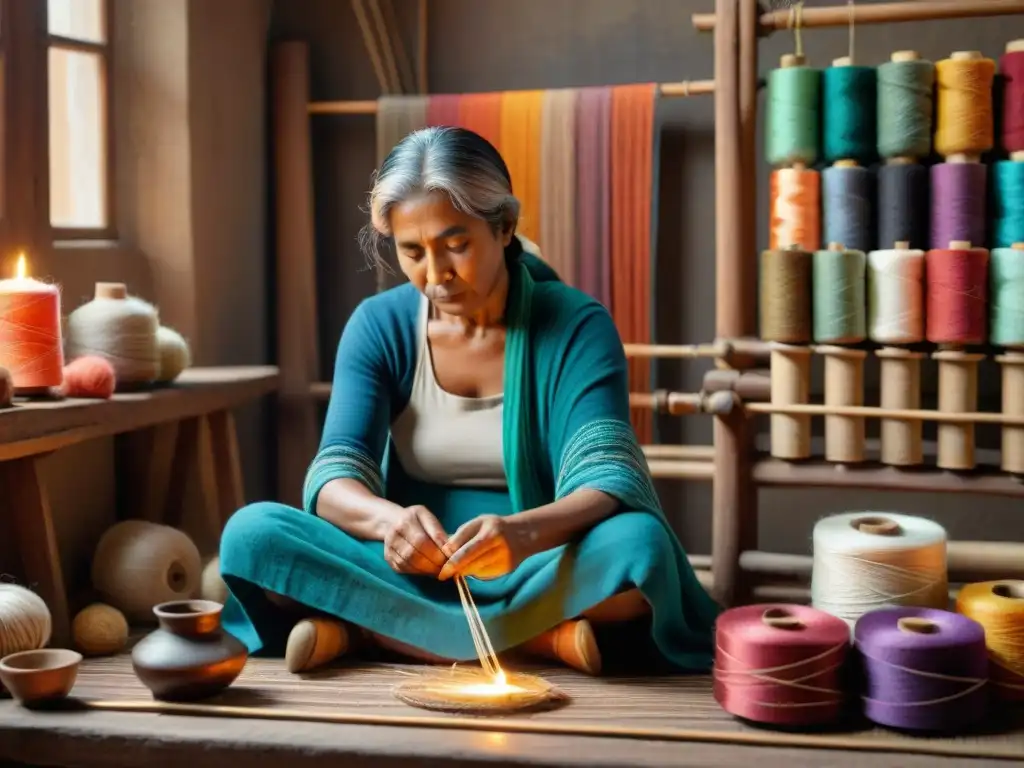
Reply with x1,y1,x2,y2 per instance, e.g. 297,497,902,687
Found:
426,94,461,126
610,84,657,444
458,93,503,150
539,89,578,285
499,90,544,244
575,87,612,307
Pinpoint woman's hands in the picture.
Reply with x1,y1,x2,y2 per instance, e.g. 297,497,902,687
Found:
383,505,450,577
438,514,532,581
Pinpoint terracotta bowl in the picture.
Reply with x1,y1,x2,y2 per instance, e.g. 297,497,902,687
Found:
0,648,82,705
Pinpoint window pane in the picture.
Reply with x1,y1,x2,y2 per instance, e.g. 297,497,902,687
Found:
49,47,106,229
48,0,105,43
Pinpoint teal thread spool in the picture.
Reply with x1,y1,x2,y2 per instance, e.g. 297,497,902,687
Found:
766,54,821,167
990,244,1024,347
823,57,877,165
813,243,866,344
876,50,935,161
992,160,1024,249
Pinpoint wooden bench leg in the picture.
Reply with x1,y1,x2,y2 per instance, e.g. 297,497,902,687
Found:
163,417,220,554
115,422,180,523
207,410,245,526
0,457,70,646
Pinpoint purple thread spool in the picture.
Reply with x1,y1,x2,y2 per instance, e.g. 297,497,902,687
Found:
930,162,987,250
855,607,989,732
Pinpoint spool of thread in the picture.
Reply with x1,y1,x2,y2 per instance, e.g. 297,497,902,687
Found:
877,161,929,251
0,584,52,657
714,604,850,727
813,243,866,344
200,556,229,604
999,40,1024,154
991,160,1024,249
930,161,987,250
765,55,821,167
956,580,1024,700
759,247,812,343
926,242,989,345
877,347,925,466
867,246,925,344
769,167,821,252
65,282,160,388
0,261,65,393
156,325,191,382
58,355,116,399
933,51,996,159
991,244,1024,347
876,51,934,160
811,512,948,627
72,603,129,657
822,57,876,164
822,162,874,254
90,520,202,623
855,608,988,732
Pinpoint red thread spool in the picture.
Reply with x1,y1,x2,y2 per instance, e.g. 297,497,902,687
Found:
714,604,850,727
926,243,989,345
1000,42,1024,154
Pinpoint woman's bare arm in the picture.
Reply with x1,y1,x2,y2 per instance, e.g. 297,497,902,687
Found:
315,478,405,541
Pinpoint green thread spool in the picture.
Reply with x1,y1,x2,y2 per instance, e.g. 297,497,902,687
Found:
990,244,1024,347
813,243,867,344
823,57,877,165
876,50,935,161
766,54,821,167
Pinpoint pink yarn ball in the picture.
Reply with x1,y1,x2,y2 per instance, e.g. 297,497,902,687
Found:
60,356,116,399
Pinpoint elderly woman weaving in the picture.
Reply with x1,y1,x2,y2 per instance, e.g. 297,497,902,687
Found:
218,127,719,676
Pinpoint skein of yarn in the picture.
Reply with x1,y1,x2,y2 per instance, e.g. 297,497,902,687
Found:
813,244,866,344
821,162,874,254
991,160,1024,249
769,168,821,252
759,247,812,343
72,603,129,657
855,607,988,732
956,580,1024,701
876,51,934,160
867,247,925,344
0,584,52,657
930,162,987,250
990,245,1024,347
933,52,996,159
91,520,202,623
65,282,160,389
877,161,929,251
58,355,116,399
926,244,989,345
714,604,850,727
200,556,229,604
156,326,191,383
811,512,948,627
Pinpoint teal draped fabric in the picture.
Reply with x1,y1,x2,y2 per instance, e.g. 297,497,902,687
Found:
219,250,719,671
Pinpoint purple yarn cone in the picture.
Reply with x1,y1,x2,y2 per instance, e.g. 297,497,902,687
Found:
855,607,989,732
930,162,987,250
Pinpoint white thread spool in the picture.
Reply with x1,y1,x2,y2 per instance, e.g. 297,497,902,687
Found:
91,520,202,623
156,326,191,382
0,584,53,656
811,512,948,627
65,282,160,387
867,246,926,344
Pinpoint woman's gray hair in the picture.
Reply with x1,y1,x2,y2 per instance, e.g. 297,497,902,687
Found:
359,126,521,271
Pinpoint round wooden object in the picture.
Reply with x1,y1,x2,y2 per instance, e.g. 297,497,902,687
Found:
897,617,939,635
992,581,1024,600
996,352,1024,476
891,50,919,62
876,348,925,467
851,515,902,537
818,346,867,464
832,56,851,67
932,350,985,471
1008,40,1024,54
769,344,813,460
951,51,983,61
394,670,568,715
761,607,805,631
780,54,806,68
95,282,128,300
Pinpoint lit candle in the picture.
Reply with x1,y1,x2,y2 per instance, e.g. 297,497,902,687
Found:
0,254,64,392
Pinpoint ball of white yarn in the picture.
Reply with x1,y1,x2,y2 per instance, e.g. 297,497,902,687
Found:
199,555,228,604
0,584,52,657
156,325,191,382
811,511,948,626
91,520,202,623
65,282,160,385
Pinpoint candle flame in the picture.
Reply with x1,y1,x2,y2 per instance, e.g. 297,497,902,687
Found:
14,253,26,279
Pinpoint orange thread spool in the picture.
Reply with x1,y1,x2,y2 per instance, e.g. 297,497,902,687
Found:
770,167,821,252
0,254,64,393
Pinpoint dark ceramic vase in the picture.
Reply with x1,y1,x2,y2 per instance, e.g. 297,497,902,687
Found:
131,599,248,701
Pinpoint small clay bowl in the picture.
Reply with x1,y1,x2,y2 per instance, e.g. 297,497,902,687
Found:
0,648,82,706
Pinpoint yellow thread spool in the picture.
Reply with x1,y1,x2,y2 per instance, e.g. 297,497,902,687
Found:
957,581,1024,701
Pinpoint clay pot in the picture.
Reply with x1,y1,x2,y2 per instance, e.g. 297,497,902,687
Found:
131,599,248,701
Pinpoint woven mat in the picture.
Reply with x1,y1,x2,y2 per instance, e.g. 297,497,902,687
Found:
56,655,1024,760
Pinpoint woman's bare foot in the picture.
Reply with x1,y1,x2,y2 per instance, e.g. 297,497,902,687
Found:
285,618,353,673
522,618,602,675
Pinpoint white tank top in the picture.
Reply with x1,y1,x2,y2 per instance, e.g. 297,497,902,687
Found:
390,297,507,488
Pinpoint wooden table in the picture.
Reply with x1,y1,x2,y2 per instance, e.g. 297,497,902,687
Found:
0,366,279,646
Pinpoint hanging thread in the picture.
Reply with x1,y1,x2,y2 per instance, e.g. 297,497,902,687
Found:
765,58,821,167
876,51,935,160
822,163,874,253
713,604,850,727
760,248,812,343
991,245,1024,347
769,168,821,252
930,162,987,250
812,244,866,344
999,42,1024,154
811,512,948,627
926,245,989,345
933,52,996,159
867,247,925,344
822,59,876,165
855,607,989,733
956,580,1024,701
877,161,929,251
992,160,1024,249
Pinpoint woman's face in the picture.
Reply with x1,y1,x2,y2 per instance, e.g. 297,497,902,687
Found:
389,191,512,317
